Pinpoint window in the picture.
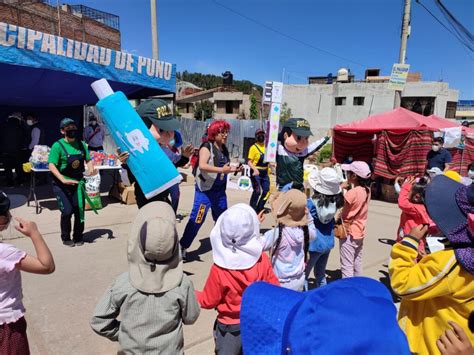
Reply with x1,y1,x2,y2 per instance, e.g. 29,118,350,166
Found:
446,101,457,119
353,97,365,106
335,97,346,106
226,101,233,114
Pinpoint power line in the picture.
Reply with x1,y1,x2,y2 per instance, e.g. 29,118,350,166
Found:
435,0,473,43
211,0,365,67
415,0,473,54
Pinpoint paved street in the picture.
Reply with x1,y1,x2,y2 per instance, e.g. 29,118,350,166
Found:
3,174,401,355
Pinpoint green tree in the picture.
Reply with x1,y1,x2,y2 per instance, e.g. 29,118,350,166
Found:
280,102,292,124
176,71,263,94
194,100,214,120
250,94,258,119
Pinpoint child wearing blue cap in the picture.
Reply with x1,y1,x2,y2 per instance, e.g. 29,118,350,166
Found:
240,277,410,354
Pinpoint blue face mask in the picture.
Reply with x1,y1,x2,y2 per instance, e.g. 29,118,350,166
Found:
169,139,176,147
314,200,337,224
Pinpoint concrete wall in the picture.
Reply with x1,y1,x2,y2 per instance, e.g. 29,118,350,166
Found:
282,81,459,135
0,1,121,50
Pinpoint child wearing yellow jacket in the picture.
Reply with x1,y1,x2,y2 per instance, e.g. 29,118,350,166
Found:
389,175,474,355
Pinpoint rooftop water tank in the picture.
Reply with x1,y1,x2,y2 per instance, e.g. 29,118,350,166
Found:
337,68,349,82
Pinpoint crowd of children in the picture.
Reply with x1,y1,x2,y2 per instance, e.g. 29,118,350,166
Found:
1,120,473,354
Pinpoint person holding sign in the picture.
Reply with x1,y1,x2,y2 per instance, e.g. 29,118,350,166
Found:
118,99,193,209
248,129,270,213
180,120,242,259
277,118,331,192
48,118,97,247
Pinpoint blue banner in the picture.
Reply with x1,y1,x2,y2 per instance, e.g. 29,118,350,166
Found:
0,21,176,93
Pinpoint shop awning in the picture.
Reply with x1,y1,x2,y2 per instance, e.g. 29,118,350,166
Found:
0,21,176,107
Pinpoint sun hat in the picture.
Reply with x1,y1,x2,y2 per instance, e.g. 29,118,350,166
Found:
127,201,182,293
425,175,474,275
210,203,263,270
444,170,462,183
283,118,313,137
341,161,371,179
0,191,25,214
271,189,308,227
427,167,443,176
308,167,342,195
241,277,410,355
136,98,180,131
60,118,76,129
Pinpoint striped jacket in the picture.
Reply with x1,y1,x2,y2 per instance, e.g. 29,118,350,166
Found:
389,238,474,355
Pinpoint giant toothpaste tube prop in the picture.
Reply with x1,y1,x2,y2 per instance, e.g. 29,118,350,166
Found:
91,79,182,199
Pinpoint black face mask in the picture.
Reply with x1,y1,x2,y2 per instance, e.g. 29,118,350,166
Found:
256,135,265,143
65,129,78,139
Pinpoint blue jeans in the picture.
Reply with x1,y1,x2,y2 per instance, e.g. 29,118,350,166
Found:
180,185,228,250
305,251,330,288
169,183,180,213
250,170,270,213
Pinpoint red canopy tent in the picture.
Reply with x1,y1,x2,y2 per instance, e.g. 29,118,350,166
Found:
333,108,469,178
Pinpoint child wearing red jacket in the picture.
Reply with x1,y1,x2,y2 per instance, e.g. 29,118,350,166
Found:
196,203,279,355
396,176,434,256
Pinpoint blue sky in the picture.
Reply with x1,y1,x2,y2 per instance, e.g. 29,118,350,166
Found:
66,0,474,98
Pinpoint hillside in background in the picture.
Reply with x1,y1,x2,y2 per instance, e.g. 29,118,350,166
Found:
177,71,263,95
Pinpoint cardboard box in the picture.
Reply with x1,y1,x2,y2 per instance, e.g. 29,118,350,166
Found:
109,182,136,205
121,184,136,205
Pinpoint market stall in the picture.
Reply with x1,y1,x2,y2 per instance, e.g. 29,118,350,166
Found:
333,107,471,179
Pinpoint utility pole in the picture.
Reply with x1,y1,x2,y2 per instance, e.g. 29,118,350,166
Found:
150,0,159,60
394,0,411,108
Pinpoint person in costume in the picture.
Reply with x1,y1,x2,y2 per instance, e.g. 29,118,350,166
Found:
118,99,193,209
276,118,330,191
247,129,270,213
180,120,242,259
48,118,97,247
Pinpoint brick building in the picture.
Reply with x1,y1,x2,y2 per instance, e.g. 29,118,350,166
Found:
0,0,120,50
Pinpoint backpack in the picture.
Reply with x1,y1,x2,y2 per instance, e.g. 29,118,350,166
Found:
193,142,229,191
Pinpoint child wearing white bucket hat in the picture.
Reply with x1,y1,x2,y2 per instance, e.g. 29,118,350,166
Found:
90,202,200,354
306,168,344,288
197,203,279,355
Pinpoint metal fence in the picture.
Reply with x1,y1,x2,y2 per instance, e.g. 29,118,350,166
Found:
178,117,262,159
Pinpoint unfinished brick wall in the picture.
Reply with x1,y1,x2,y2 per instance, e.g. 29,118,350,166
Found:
0,2,121,50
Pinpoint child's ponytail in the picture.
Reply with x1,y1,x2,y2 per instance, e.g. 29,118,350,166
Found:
271,223,284,262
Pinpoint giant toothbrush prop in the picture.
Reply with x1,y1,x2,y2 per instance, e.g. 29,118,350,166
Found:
91,79,182,199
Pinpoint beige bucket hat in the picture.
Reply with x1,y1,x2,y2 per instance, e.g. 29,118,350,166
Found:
128,201,182,293
271,189,308,227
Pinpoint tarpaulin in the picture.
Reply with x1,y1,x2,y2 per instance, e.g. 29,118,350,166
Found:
333,131,374,163
373,130,433,179
0,21,176,107
449,136,474,176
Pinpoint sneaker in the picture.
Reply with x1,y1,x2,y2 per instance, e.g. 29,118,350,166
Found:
63,240,75,247
74,241,84,246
